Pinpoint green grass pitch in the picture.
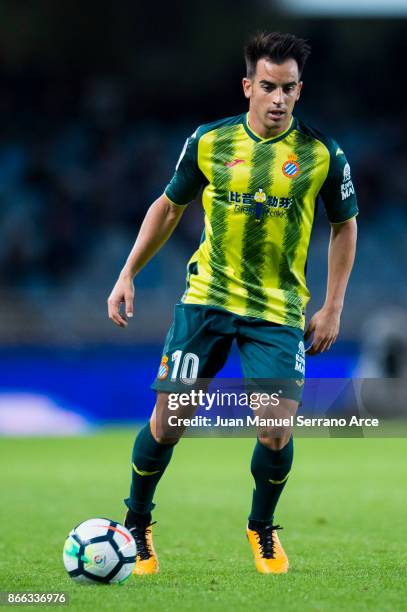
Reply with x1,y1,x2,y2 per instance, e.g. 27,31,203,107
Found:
0,430,406,611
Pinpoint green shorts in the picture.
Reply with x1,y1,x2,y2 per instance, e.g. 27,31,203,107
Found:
152,303,305,402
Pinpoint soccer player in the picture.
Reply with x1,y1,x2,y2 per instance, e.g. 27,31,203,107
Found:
107,32,358,575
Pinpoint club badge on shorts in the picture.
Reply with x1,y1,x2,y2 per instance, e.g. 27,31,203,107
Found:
157,355,169,380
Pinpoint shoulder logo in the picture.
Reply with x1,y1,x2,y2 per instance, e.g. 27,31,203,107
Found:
343,162,351,181
282,153,300,178
224,158,245,167
336,147,344,156
341,162,354,200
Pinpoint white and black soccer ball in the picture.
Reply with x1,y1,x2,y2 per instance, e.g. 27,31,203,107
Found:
63,518,136,584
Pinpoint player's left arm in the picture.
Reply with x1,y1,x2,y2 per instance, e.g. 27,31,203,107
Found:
305,217,357,355
305,141,358,355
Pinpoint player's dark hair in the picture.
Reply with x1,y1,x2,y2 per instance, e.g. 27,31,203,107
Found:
245,32,311,78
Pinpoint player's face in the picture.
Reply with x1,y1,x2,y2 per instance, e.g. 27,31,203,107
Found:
242,58,303,136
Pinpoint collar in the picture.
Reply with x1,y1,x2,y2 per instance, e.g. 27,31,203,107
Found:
243,113,296,144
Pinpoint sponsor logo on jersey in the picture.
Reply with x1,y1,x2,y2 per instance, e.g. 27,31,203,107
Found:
228,190,293,220
282,154,301,178
157,355,169,380
341,162,355,200
254,188,267,203
224,158,245,167
253,189,268,221
295,341,305,375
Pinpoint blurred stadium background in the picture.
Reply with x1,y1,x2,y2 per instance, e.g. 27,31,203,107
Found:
0,1,406,433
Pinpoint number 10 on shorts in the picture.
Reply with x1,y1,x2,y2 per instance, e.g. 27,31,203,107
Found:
171,350,199,385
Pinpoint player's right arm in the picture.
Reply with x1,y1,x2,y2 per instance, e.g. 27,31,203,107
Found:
108,128,204,328
107,193,185,328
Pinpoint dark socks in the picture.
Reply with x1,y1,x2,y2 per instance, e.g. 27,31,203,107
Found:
124,422,176,515
249,437,294,525
125,507,152,527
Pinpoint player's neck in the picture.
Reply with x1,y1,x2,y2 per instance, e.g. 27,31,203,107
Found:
247,110,292,140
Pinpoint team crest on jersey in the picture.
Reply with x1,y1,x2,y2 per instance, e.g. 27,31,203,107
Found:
282,154,301,178
157,355,169,380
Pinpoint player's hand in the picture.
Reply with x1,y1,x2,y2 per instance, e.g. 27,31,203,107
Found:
107,273,135,328
304,307,341,355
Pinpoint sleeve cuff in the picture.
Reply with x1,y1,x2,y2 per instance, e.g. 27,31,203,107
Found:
164,189,189,207
329,211,359,225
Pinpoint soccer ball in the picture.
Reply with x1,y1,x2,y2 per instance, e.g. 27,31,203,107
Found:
63,518,136,584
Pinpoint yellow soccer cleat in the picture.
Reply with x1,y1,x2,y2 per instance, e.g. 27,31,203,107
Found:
124,511,159,575
246,523,289,574
132,522,159,575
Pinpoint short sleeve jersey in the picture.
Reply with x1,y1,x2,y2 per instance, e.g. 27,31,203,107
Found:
165,113,358,329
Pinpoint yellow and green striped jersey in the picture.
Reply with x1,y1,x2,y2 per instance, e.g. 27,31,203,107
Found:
165,113,358,329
